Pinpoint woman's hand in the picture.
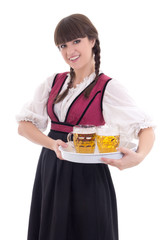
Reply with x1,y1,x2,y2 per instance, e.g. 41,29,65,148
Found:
101,127,155,170
101,147,144,170
52,139,68,160
18,121,68,160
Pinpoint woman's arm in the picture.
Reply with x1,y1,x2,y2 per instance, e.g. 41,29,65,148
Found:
101,127,155,170
136,127,155,158
18,121,67,159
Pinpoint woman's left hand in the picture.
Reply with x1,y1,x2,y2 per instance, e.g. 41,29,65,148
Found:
101,147,144,170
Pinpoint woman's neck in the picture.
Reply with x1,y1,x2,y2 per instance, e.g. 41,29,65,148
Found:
73,61,95,86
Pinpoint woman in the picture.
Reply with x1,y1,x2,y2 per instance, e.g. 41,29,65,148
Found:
17,14,155,240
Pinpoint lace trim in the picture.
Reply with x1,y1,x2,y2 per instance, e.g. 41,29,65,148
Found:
16,116,47,132
68,72,96,92
135,121,155,138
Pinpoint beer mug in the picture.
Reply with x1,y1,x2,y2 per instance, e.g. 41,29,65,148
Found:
96,125,120,153
67,125,96,153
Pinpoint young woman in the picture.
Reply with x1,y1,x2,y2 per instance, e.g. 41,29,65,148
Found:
17,14,155,240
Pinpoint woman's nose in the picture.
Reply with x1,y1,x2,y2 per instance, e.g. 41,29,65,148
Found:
67,44,75,57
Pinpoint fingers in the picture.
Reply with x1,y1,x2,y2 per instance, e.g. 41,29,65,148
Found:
101,147,129,167
101,147,127,169
101,157,118,166
57,140,68,148
54,140,68,160
101,147,137,170
101,157,125,170
55,146,64,160
117,147,130,155
56,150,64,160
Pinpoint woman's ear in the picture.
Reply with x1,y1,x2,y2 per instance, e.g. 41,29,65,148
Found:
90,39,96,48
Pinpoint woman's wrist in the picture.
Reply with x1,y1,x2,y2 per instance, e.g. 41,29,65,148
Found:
44,136,56,151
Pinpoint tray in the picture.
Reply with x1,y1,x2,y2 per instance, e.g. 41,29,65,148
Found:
59,142,137,164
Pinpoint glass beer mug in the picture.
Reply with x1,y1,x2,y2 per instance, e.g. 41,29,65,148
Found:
96,125,121,153
67,125,96,153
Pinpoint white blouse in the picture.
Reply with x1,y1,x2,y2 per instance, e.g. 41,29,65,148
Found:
16,72,155,141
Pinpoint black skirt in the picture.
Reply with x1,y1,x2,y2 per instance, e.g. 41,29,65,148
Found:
27,130,118,240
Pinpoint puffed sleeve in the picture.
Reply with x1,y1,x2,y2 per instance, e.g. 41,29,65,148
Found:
102,79,155,142
16,73,56,132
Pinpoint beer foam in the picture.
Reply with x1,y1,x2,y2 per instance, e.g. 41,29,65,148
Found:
96,126,119,136
73,126,96,134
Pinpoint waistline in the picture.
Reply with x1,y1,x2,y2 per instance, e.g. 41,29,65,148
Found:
51,121,74,133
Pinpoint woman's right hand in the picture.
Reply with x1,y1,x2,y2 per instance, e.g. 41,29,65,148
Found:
18,121,68,160
52,139,68,160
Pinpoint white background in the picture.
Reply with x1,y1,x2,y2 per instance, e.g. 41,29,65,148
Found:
0,0,160,239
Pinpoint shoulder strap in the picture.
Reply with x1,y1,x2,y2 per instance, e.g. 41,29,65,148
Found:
99,73,112,82
100,74,112,111
51,72,69,88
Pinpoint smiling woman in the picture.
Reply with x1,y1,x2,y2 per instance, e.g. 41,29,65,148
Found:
16,13,155,240
53,37,96,102
54,14,100,102
58,38,95,83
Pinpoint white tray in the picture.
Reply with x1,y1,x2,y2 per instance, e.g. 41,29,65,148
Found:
59,142,137,164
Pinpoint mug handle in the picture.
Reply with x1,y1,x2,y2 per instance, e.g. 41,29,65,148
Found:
67,132,74,148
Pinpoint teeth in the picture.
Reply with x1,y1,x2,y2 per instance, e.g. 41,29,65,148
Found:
70,56,79,61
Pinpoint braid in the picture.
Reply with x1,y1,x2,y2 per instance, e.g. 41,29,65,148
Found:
94,39,100,79
69,67,75,87
84,39,101,98
54,67,75,103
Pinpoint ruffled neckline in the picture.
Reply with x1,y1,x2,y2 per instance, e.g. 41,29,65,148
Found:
67,72,96,93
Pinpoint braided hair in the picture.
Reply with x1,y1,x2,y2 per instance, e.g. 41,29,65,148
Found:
54,67,75,103
84,39,101,98
54,14,101,103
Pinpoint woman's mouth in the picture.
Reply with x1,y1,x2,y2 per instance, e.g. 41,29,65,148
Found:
69,55,80,62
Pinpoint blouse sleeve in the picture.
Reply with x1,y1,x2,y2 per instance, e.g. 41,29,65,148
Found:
16,73,56,132
102,79,155,142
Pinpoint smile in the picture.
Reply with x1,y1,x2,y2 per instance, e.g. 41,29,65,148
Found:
69,55,80,61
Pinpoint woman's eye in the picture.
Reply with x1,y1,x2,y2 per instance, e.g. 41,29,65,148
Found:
74,39,81,44
60,44,66,49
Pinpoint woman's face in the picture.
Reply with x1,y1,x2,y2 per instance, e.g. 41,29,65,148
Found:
58,37,95,71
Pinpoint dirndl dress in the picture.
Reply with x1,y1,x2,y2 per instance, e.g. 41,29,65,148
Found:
27,73,119,240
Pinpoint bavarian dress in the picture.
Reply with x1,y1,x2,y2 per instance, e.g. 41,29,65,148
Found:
27,130,119,240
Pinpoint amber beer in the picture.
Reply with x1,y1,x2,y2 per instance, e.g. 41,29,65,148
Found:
73,132,96,153
68,125,96,153
96,126,120,153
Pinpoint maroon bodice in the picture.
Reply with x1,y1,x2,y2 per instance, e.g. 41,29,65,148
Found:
47,72,112,133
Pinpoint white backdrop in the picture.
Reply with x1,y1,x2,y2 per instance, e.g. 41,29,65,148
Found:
0,0,160,239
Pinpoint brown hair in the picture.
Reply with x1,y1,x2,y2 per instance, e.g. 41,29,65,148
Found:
54,14,101,103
